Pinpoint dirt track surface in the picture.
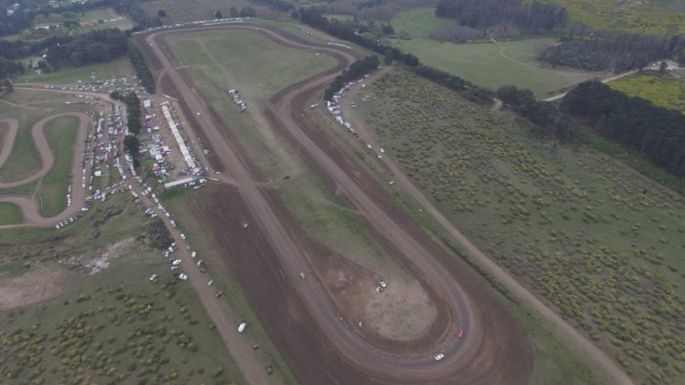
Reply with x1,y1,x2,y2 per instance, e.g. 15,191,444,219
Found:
341,70,636,385
145,23,534,385
0,109,91,228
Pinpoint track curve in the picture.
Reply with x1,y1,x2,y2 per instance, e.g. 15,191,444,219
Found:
0,111,91,228
0,118,19,171
145,22,533,385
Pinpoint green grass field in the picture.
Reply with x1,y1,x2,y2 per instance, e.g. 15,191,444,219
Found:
166,29,336,98
164,28,336,177
0,202,21,225
543,0,685,35
36,116,78,217
353,68,685,385
387,7,600,96
165,28,401,275
0,193,245,385
610,71,685,112
18,57,134,84
390,7,457,40
279,172,395,271
2,7,133,41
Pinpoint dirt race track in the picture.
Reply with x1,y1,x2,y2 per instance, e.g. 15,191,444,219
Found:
0,111,91,228
143,23,534,385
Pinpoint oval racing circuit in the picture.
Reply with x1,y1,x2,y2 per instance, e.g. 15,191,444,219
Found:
143,22,533,385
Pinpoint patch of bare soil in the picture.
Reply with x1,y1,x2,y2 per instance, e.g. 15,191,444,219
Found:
364,279,437,341
0,267,69,310
60,238,135,274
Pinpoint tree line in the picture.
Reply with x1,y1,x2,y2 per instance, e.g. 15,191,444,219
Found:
434,0,567,35
0,28,129,79
110,0,161,30
496,85,575,142
46,28,128,67
296,8,494,104
324,55,379,101
561,81,685,177
124,91,142,135
111,90,141,166
0,57,24,79
541,28,685,72
127,41,155,93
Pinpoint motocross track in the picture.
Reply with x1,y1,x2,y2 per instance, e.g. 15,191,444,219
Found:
0,111,91,228
144,23,533,385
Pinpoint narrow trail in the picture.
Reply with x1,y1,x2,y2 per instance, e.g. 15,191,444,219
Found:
340,72,635,385
542,69,639,102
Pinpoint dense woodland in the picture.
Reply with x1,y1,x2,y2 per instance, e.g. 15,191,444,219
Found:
0,28,129,79
297,8,493,104
111,0,161,29
0,57,24,79
541,29,685,72
0,0,160,80
127,41,155,93
561,81,685,177
124,91,142,135
46,28,128,67
497,85,575,142
434,0,567,34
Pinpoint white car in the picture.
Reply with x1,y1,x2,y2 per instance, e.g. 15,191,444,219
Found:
434,353,445,361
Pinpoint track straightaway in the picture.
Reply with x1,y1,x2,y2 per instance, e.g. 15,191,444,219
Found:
145,23,533,385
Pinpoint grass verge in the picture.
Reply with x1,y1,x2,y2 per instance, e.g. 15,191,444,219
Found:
0,202,21,225
18,57,133,84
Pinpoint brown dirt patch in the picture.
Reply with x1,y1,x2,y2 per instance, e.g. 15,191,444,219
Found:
364,279,437,341
0,267,69,310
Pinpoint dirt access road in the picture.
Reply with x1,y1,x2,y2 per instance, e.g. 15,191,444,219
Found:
0,107,92,228
144,22,531,385
341,69,635,385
